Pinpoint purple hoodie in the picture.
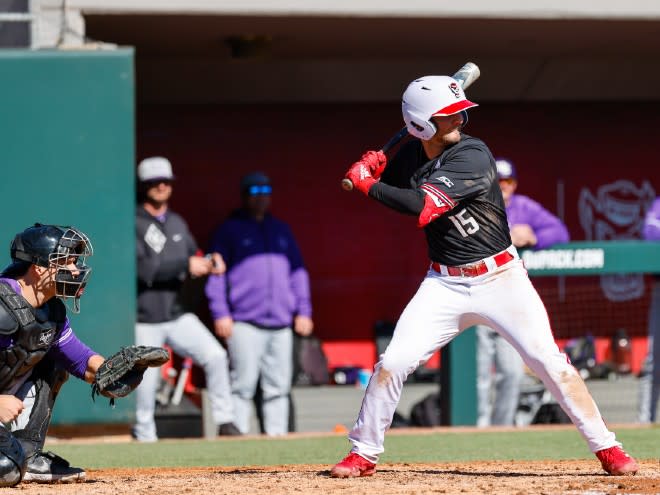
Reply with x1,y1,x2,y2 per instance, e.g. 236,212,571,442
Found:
205,210,312,328
0,278,96,382
643,197,660,241
506,194,570,249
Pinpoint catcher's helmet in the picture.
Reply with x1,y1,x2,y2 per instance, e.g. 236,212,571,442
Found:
8,224,93,313
402,75,478,140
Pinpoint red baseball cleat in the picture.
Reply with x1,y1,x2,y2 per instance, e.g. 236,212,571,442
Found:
595,446,639,475
330,452,376,478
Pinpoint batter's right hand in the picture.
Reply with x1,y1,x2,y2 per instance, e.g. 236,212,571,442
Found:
214,316,234,339
0,395,24,423
345,160,377,196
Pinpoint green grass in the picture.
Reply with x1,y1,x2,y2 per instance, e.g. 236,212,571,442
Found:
45,427,660,469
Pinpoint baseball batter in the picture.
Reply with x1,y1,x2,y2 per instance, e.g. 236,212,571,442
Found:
331,75,639,478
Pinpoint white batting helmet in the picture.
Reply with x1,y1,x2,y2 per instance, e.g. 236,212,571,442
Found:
402,75,478,140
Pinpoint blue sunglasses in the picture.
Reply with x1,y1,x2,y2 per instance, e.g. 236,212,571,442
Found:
247,185,272,195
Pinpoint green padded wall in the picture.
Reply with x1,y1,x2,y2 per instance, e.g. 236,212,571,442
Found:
0,49,136,424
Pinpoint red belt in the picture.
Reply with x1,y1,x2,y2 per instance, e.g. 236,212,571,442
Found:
431,250,514,277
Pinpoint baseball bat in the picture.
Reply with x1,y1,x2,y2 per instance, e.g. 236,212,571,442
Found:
170,357,193,406
342,61,481,191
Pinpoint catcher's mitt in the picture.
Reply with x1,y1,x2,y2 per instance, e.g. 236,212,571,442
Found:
91,345,170,403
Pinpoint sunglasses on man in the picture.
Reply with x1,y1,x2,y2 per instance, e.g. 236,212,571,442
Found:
247,185,272,195
144,179,173,187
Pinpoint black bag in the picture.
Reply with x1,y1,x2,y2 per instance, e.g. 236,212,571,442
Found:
564,335,596,372
532,402,571,424
409,392,442,427
292,334,330,386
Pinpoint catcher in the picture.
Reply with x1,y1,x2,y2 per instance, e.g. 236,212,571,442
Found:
0,223,168,486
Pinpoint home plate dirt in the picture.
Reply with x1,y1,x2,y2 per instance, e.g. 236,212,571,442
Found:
12,460,660,494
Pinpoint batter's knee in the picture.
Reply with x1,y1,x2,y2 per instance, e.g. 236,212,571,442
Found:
0,431,25,487
379,354,418,379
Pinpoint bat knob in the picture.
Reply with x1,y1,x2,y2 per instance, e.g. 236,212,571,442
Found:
341,178,354,191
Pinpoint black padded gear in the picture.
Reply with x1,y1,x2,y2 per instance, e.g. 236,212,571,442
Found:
0,283,64,392
0,428,25,487
13,362,69,459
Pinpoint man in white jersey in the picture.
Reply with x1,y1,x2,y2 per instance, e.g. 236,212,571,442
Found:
331,74,639,478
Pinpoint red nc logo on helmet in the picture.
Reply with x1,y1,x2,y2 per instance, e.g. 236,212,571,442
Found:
448,82,460,98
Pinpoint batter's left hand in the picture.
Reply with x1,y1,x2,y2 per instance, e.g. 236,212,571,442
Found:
357,150,387,179
510,224,537,248
294,315,314,337
345,161,377,195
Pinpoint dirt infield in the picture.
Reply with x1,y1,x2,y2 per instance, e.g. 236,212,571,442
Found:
12,460,660,495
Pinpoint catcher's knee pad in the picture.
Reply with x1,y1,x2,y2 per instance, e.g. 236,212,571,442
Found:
13,365,69,458
0,429,26,487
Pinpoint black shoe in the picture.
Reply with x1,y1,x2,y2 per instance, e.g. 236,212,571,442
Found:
23,451,85,483
218,422,242,436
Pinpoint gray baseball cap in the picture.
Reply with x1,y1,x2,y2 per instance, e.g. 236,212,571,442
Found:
137,157,175,182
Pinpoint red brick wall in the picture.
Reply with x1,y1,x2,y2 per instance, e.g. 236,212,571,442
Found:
138,102,658,370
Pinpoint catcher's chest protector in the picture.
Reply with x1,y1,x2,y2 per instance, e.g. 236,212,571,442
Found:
0,283,64,392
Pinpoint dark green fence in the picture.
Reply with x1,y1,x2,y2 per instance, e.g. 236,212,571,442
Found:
0,49,136,424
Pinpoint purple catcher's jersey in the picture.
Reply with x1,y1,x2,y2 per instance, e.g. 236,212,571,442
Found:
372,135,512,265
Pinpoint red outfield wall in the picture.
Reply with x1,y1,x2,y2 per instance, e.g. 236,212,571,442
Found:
138,102,658,372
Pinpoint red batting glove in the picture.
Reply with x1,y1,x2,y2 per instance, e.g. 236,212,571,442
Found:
345,160,377,195
359,150,387,179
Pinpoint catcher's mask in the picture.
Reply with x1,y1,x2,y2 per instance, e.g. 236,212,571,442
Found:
9,223,93,313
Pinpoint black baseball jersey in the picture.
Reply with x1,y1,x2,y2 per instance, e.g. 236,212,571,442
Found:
136,206,198,323
370,134,512,265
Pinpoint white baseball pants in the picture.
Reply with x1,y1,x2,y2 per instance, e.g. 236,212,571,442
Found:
348,256,620,463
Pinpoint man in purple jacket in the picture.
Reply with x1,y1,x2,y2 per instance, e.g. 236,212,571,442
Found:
205,172,313,435
0,224,107,485
477,158,570,427
638,196,660,423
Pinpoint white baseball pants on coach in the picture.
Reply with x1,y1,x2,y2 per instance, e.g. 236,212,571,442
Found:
133,313,235,442
348,253,620,463
637,278,660,423
476,325,524,426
